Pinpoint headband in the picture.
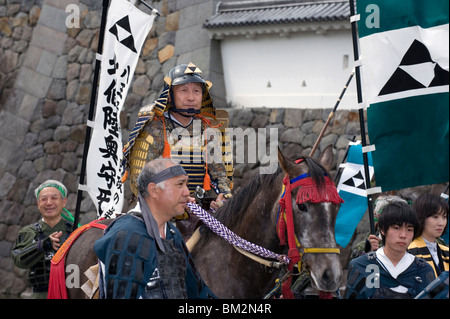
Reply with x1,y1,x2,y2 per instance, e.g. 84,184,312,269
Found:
150,165,187,184
35,180,67,199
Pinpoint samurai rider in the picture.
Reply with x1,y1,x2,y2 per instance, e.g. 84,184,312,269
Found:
94,158,216,299
11,180,74,298
122,62,232,218
344,201,435,299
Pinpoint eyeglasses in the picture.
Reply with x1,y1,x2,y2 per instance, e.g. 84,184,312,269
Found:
39,195,62,203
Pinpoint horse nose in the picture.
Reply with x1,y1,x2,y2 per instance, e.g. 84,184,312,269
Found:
322,269,333,284
317,267,342,292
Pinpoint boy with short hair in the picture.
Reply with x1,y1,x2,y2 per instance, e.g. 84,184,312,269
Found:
344,202,435,299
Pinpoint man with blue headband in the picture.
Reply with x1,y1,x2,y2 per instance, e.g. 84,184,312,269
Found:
94,158,216,299
11,180,74,298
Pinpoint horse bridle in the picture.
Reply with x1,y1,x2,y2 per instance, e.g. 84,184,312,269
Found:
277,168,343,268
275,166,343,298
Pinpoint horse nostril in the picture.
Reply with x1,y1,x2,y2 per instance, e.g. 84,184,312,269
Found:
322,269,332,283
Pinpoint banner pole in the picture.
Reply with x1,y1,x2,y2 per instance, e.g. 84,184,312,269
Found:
349,0,376,234
73,0,110,231
309,70,354,157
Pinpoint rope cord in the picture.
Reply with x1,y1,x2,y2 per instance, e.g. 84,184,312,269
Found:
186,202,290,265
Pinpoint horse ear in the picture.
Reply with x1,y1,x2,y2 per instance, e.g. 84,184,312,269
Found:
278,147,296,175
319,144,334,171
278,147,287,171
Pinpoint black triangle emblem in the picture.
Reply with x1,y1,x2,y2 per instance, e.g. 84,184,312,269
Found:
109,16,137,53
379,39,449,96
343,177,355,187
342,170,366,190
379,68,426,95
399,39,432,65
429,63,449,87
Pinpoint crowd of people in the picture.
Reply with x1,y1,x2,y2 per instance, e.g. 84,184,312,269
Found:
10,63,449,300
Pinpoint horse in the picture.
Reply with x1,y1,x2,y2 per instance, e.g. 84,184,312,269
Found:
60,146,342,299
63,218,113,299
190,146,343,298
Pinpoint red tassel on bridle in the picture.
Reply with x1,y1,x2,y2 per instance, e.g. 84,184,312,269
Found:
295,176,343,205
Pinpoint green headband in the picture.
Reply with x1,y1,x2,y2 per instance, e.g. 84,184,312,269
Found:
35,181,67,199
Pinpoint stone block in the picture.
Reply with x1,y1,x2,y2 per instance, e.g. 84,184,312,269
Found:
52,55,68,79
284,109,304,127
179,1,213,29
47,78,67,100
280,127,304,144
0,171,16,199
175,25,210,56
0,50,18,73
6,178,29,202
76,28,95,47
22,45,43,70
17,93,39,121
158,44,174,63
319,133,338,151
76,83,91,104
17,161,37,181
0,110,29,145
0,17,12,37
132,75,150,97
44,0,78,11
29,5,41,26
15,67,52,99
165,11,179,31
158,31,176,49
142,37,158,57
36,50,57,76
30,24,67,55
79,63,92,83
251,114,269,129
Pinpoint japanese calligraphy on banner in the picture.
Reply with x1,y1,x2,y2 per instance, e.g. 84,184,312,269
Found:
86,0,156,218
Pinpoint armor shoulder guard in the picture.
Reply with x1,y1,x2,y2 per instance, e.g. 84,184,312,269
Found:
344,253,378,299
94,215,157,299
126,115,164,195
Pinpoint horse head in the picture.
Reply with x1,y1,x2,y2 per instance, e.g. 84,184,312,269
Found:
278,145,343,293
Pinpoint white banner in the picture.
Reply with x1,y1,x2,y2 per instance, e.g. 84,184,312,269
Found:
359,24,449,105
86,0,156,218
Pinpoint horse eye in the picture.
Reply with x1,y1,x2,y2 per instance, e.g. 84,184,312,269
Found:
297,203,307,212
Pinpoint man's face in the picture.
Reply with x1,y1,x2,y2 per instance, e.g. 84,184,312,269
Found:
157,174,190,218
384,223,415,254
171,82,203,114
37,187,66,221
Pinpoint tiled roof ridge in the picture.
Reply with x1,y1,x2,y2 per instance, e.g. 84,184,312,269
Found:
216,0,348,12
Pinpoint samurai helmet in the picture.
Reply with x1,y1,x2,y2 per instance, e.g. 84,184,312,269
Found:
164,62,212,91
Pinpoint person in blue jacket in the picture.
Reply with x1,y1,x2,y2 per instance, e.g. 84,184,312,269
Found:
94,158,216,299
344,202,436,299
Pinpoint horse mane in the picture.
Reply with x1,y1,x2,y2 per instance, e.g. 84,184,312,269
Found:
297,156,331,192
194,166,282,247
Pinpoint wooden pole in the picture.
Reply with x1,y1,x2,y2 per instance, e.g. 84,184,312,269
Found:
309,70,354,157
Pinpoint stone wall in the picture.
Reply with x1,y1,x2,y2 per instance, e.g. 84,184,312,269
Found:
228,107,363,189
0,0,365,298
